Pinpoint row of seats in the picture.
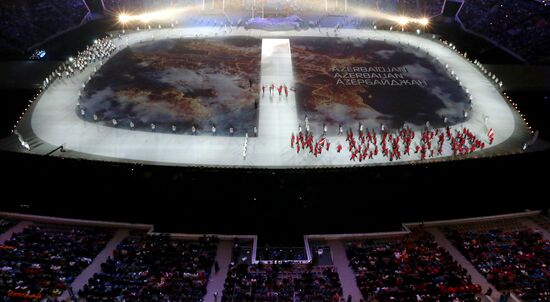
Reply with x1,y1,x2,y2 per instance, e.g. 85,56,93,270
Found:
458,0,550,63
222,239,343,302
0,225,111,301
345,231,482,302
79,233,218,302
0,216,547,301
447,227,549,302
0,0,88,53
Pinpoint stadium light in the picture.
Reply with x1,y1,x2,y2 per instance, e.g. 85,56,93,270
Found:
118,13,130,24
117,6,197,24
397,16,409,26
418,18,429,26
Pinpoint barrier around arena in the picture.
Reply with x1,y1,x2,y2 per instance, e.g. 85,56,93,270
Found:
0,211,153,231
1,209,544,264
305,209,543,241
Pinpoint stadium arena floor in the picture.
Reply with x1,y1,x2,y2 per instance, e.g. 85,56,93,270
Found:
20,27,530,168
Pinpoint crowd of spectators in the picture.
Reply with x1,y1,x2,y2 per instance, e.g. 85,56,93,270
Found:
397,0,421,16
0,0,88,53
79,233,218,302
102,0,199,13
223,239,342,302
345,232,482,302
418,0,444,17
256,247,308,261
223,263,343,302
364,0,443,17
0,225,111,301
1,0,549,65
458,0,550,63
447,227,549,302
43,36,115,89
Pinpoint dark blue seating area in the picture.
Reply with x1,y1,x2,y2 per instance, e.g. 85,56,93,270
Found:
79,233,218,302
448,228,550,302
0,0,88,53
345,232,482,302
0,225,111,301
459,0,550,63
0,218,16,235
223,239,342,302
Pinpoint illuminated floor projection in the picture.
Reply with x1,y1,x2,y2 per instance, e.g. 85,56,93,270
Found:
291,37,470,133
79,37,261,136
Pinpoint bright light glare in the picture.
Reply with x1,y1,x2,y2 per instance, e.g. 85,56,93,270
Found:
118,13,130,23
390,16,429,26
118,7,196,24
347,4,429,27
118,4,428,28
396,16,409,26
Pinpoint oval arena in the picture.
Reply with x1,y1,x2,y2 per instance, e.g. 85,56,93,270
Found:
0,1,548,301
20,27,529,168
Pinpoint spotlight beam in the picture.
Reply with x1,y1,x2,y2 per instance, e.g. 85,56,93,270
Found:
118,6,198,24
117,3,428,28
342,4,430,27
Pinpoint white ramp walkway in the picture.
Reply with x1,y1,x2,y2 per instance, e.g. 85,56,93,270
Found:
60,229,129,300
257,38,299,165
0,221,33,244
205,240,234,302
328,240,363,302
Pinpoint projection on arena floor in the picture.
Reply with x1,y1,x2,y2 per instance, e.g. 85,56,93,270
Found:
290,37,470,133
80,36,471,137
79,37,261,136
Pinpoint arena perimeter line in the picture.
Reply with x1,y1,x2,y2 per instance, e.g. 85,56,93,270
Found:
26,27,525,168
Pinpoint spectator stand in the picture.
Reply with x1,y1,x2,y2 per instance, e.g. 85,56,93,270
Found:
0,218,16,235
78,232,220,301
443,217,549,302
0,0,91,54
252,235,313,265
306,210,544,302
515,218,550,241
221,237,345,301
408,211,547,302
221,237,255,302
454,19,528,64
345,231,482,302
223,241,343,302
325,239,363,301
0,211,152,301
530,214,550,233
1,210,546,302
78,230,256,302
309,241,334,266
0,219,32,245
428,227,505,302
419,0,445,17
454,0,550,64
0,222,113,301
146,233,256,302
204,239,248,302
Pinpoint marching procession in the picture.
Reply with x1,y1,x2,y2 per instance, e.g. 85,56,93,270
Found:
42,37,116,89
290,121,495,163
